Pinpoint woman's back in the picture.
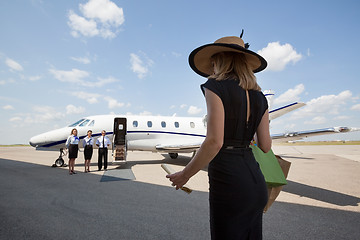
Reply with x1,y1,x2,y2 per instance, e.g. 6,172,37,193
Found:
201,78,268,144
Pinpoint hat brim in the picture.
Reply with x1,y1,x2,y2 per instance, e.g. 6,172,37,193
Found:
189,43,267,77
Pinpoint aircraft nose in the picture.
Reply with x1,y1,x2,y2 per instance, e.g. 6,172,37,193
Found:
29,135,45,148
29,137,37,147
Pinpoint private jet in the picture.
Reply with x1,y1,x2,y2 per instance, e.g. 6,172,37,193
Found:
29,91,357,166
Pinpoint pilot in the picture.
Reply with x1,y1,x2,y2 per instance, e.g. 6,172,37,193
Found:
96,130,111,171
83,130,94,173
65,128,80,175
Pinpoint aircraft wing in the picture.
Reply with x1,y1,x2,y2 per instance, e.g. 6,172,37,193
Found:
269,102,305,121
271,127,359,142
155,141,203,153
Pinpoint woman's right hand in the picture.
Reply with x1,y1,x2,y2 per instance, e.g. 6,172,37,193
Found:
166,170,190,190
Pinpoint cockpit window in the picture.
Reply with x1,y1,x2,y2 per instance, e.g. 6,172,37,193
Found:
88,120,95,127
79,119,90,127
68,118,85,127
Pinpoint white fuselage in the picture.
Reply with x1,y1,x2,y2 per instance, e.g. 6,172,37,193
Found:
29,114,207,153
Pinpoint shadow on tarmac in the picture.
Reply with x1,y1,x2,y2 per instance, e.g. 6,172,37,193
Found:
1,157,359,240
283,180,360,206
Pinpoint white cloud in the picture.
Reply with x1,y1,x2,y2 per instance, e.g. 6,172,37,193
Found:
333,115,350,120
5,58,23,71
9,117,22,122
0,80,6,85
33,105,56,113
95,76,118,87
68,10,99,38
291,90,353,119
130,53,153,79
180,104,187,109
304,116,327,125
104,96,125,109
29,75,41,81
49,68,90,85
351,103,360,111
3,105,14,110
72,91,101,104
258,42,302,71
50,68,118,88
83,76,118,87
80,0,124,26
188,106,202,115
68,0,124,39
31,105,65,123
66,104,85,115
273,84,305,105
139,111,152,116
71,56,91,64
284,123,296,130
8,104,86,128
171,52,181,58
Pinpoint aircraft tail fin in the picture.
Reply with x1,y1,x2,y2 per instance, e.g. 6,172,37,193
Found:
263,90,275,110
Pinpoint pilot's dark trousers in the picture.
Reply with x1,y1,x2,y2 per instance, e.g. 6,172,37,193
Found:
98,148,108,170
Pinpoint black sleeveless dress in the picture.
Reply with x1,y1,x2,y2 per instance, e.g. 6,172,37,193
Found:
201,78,268,240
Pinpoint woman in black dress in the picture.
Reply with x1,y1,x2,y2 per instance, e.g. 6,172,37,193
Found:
167,34,272,239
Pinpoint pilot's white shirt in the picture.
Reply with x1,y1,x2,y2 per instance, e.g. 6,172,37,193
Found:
83,136,94,147
96,136,111,148
66,135,80,148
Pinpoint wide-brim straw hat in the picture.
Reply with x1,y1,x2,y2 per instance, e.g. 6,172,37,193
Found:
189,36,267,77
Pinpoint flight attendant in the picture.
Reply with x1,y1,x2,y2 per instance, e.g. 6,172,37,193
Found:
65,128,80,175
83,130,94,173
96,130,111,171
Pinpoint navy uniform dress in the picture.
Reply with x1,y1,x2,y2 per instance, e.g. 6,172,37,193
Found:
201,78,268,240
66,135,80,159
83,136,94,159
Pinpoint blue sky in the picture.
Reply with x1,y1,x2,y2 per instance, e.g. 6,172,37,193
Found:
1,0,360,144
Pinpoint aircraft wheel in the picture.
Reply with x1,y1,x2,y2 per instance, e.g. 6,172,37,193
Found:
169,153,178,159
55,158,64,167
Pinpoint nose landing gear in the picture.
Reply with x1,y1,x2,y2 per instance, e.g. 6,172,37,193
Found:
52,148,67,167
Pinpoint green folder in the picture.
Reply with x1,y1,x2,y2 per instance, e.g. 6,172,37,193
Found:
250,145,287,187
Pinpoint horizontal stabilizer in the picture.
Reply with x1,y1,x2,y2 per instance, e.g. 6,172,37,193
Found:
269,102,305,121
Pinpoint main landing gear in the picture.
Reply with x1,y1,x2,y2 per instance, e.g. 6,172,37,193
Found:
169,153,178,159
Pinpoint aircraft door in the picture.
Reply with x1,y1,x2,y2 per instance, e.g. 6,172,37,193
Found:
113,118,127,163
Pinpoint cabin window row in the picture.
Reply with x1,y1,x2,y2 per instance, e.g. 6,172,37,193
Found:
132,121,195,128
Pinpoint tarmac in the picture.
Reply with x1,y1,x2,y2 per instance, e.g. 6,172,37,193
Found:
0,145,359,240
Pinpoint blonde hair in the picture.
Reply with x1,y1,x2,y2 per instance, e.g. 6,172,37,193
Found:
208,52,261,91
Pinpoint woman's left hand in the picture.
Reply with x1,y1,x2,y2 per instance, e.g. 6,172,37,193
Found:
166,170,190,190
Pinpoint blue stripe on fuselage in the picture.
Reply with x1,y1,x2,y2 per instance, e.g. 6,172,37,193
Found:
37,131,206,148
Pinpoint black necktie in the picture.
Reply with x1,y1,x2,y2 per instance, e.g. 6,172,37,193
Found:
103,137,105,148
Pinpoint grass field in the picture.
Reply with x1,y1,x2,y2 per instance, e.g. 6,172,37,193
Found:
276,141,360,146
1,141,360,147
0,144,30,147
